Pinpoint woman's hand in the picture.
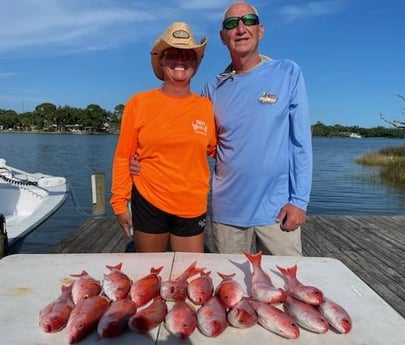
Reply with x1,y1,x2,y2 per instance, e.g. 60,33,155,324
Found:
116,212,133,238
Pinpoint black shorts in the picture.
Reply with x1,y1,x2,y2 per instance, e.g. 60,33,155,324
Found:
131,185,206,237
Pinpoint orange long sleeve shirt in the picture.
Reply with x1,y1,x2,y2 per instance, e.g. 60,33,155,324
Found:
110,89,217,217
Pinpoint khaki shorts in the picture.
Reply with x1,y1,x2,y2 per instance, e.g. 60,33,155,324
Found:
212,222,302,256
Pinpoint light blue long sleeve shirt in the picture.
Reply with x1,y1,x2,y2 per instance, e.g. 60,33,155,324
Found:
202,58,312,227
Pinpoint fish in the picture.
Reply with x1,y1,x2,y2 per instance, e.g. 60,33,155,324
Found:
249,298,300,339
160,261,204,301
70,270,102,305
196,295,228,337
187,270,214,305
283,295,329,334
97,298,137,338
39,283,75,333
66,295,110,344
276,264,324,305
128,296,168,333
130,266,163,307
244,251,287,304
318,297,352,333
227,297,257,329
102,262,132,301
215,272,244,308
164,300,197,339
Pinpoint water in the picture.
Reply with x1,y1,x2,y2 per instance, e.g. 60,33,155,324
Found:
309,137,405,215
1,133,405,253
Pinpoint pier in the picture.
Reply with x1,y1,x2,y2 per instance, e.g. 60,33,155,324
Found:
50,215,405,318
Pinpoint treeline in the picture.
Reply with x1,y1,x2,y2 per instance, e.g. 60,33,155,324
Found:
312,121,405,138
1,103,405,138
0,103,124,133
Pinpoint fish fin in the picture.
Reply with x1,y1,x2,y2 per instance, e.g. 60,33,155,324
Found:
217,272,236,280
201,270,211,277
243,251,262,267
70,270,89,278
181,261,205,279
61,283,73,293
151,266,164,275
276,264,297,277
106,262,123,271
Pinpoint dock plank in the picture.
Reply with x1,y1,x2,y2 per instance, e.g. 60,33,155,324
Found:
49,215,405,319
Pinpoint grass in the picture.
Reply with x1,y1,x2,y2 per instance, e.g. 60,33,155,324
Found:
355,145,405,186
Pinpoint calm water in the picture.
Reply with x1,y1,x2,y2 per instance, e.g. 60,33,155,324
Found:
1,133,405,253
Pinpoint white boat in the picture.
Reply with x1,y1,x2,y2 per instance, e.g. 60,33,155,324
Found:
0,158,69,249
349,132,362,139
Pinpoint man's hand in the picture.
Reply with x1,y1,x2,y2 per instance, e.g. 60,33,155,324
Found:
276,203,306,231
129,154,141,176
116,212,133,238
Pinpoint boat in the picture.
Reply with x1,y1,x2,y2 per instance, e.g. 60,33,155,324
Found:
349,132,362,139
0,158,69,251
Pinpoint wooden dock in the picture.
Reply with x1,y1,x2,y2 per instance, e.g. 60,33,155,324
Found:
49,215,405,318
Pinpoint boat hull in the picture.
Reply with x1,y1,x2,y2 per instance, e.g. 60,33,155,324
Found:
0,159,69,247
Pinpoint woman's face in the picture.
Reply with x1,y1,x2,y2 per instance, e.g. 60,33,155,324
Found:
160,48,197,83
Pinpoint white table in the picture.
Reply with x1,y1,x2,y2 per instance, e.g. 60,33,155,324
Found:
0,252,404,344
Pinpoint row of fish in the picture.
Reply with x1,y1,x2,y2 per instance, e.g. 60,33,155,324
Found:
39,251,352,343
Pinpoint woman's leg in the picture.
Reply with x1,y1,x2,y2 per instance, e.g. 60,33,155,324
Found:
135,231,170,252
170,233,205,252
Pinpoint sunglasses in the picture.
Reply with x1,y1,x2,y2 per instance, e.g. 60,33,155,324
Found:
222,13,260,30
161,48,196,62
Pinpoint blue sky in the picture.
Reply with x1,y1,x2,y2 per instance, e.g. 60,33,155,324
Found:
1,0,404,128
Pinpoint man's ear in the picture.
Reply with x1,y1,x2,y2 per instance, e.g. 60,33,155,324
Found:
219,30,226,45
258,24,264,41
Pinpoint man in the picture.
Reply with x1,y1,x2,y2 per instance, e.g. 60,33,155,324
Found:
131,1,312,255
201,1,312,255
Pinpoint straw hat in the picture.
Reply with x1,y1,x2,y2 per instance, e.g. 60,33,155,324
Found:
150,22,207,80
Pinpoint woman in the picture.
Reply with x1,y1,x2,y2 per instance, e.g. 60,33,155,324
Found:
110,22,216,252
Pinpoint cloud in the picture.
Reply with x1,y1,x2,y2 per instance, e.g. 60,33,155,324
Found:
0,0,233,57
0,1,167,56
0,72,22,78
176,0,230,10
278,1,345,23
1,0,344,58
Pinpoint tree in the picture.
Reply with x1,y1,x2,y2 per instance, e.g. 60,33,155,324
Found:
35,103,57,130
82,104,108,131
380,94,405,128
0,109,18,129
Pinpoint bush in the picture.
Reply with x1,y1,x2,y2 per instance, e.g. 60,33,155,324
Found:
356,145,405,185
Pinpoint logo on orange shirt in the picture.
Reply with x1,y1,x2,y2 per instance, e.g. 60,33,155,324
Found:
192,119,208,135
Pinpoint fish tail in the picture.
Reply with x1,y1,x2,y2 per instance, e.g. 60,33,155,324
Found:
201,270,211,277
188,266,205,277
180,261,205,279
70,270,88,278
106,262,123,271
151,266,164,275
243,251,262,267
217,272,236,280
61,283,74,293
276,264,297,277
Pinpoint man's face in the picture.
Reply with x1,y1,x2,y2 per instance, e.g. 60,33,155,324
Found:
220,3,263,57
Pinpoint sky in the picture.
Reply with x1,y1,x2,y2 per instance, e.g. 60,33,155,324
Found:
1,0,404,128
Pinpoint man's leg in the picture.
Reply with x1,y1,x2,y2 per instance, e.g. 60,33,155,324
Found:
255,224,302,256
212,222,254,254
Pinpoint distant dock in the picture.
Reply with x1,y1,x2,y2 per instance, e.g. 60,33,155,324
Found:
50,215,405,319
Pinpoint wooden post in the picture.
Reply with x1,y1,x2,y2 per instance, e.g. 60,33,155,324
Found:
91,173,106,216
0,214,8,258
